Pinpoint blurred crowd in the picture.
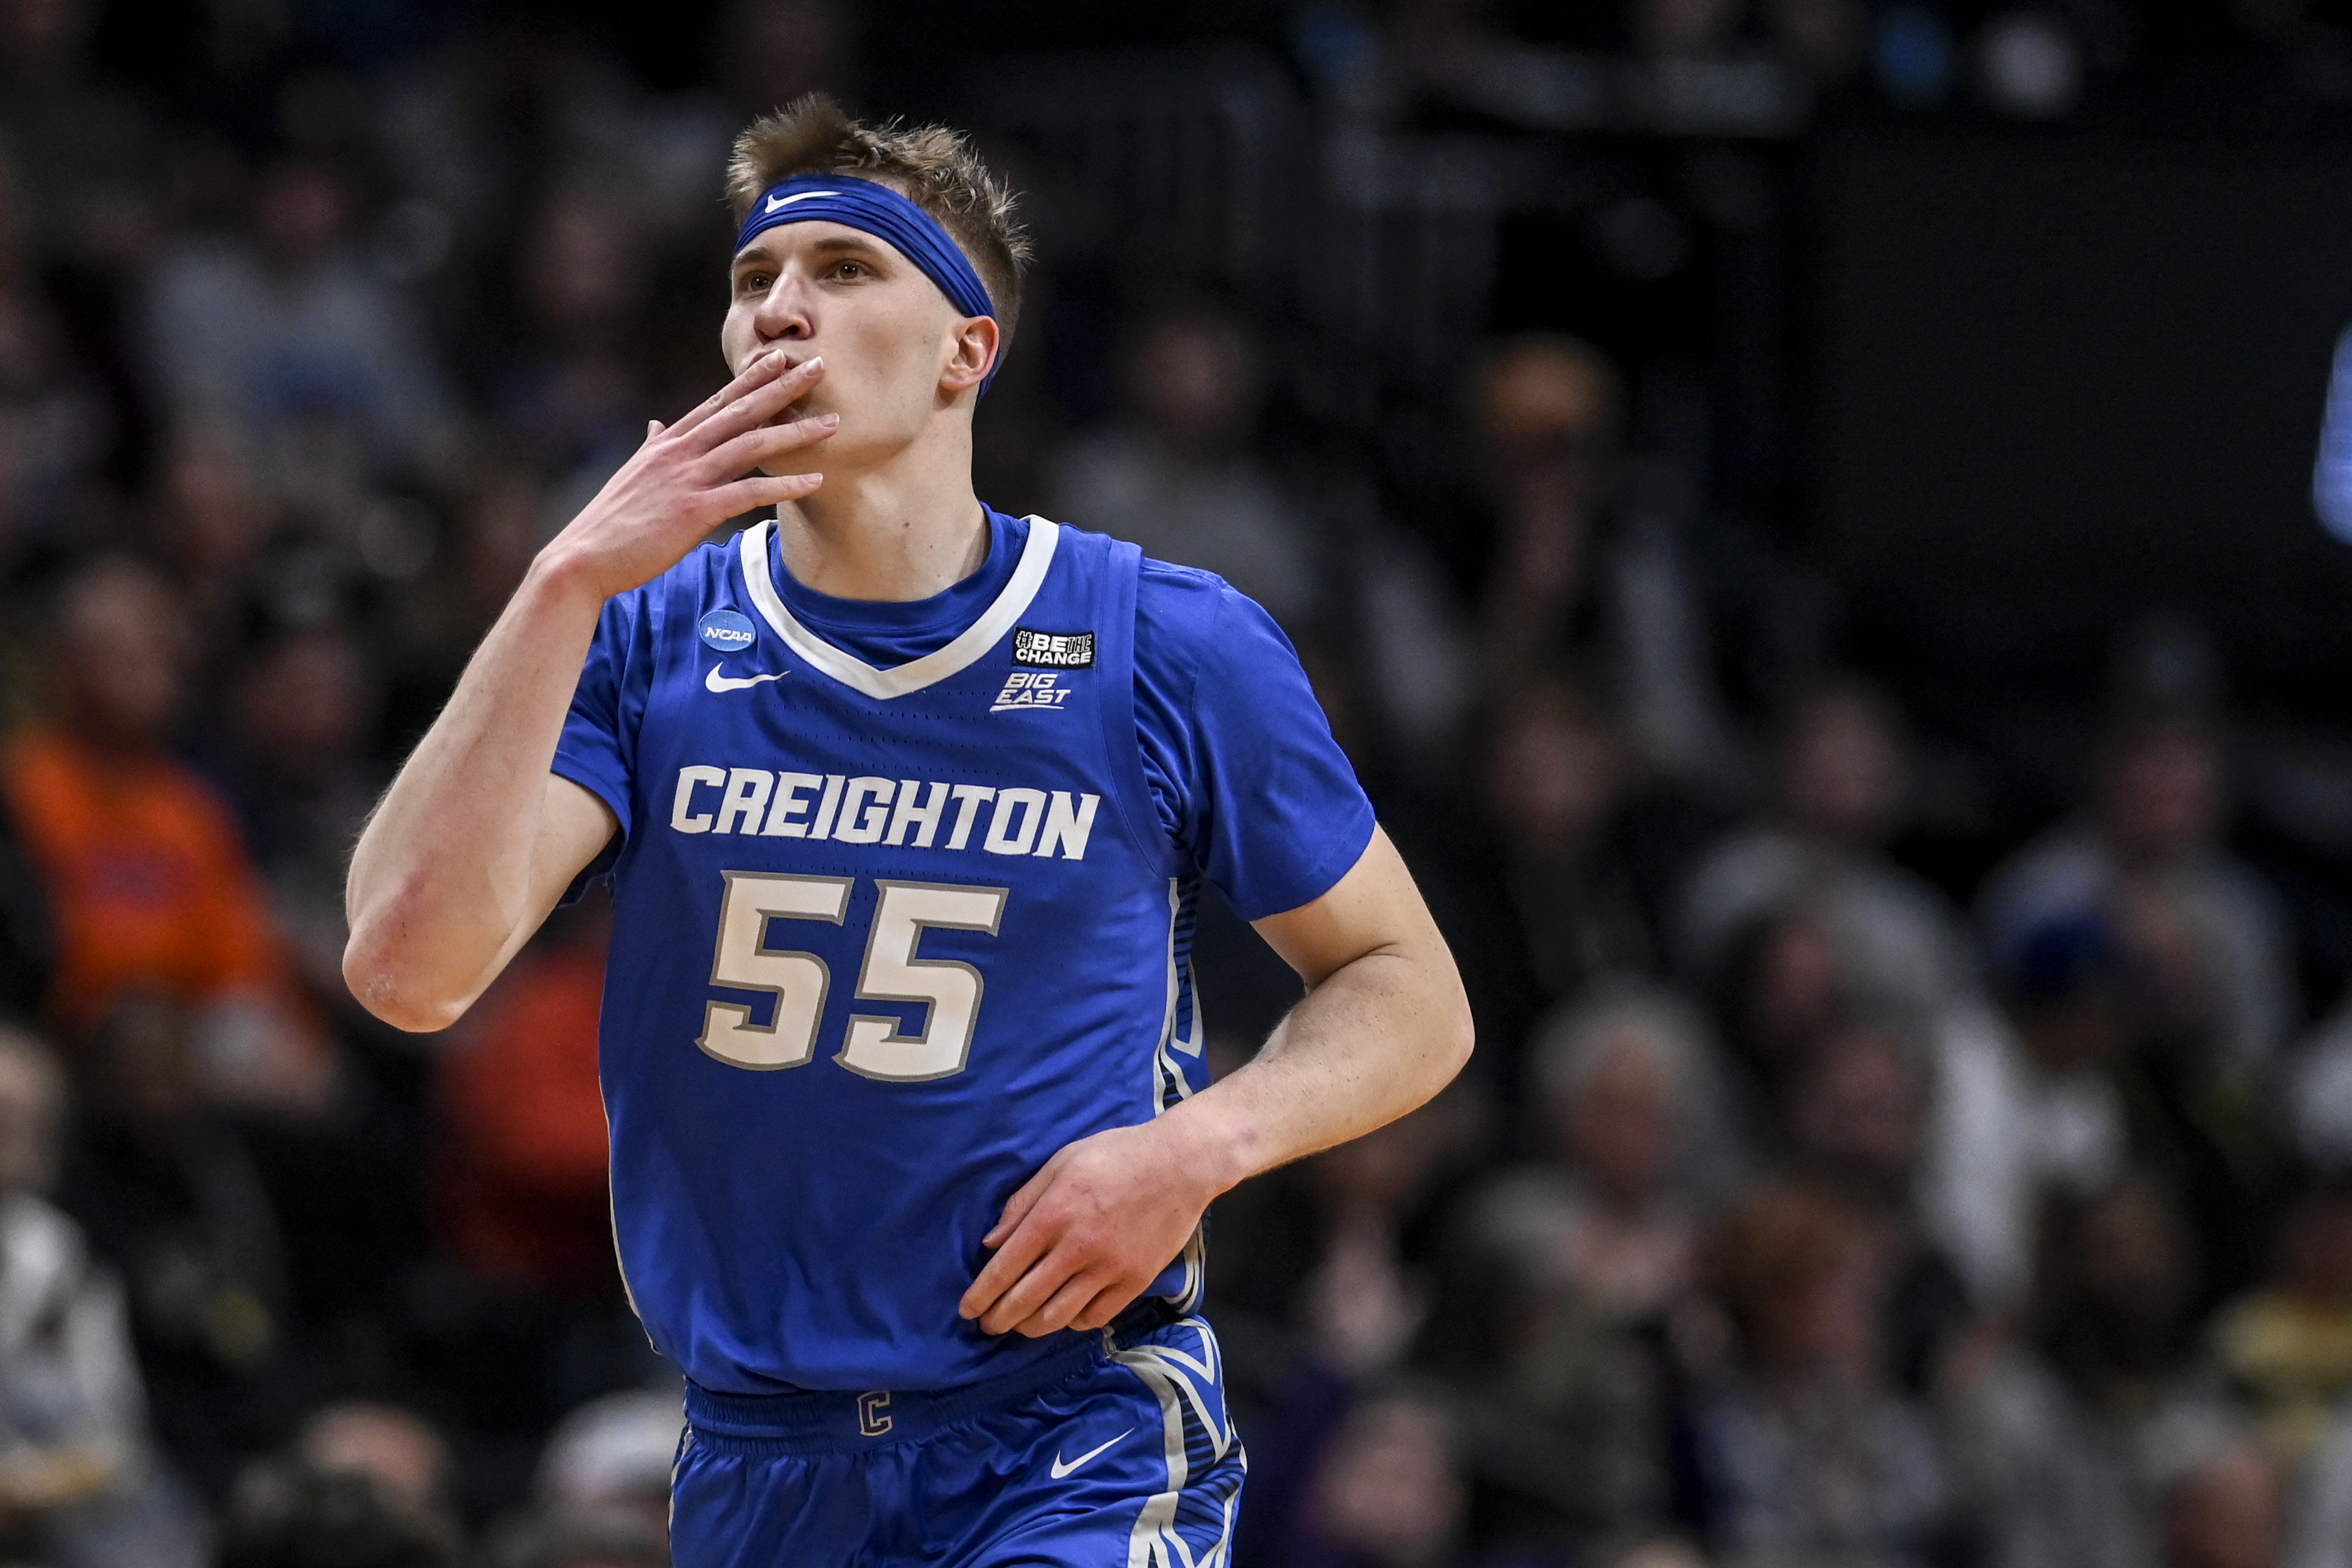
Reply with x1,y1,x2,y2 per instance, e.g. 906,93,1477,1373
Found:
2,0,2352,1565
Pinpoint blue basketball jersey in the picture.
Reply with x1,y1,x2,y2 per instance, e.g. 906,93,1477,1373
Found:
552,511,1373,1396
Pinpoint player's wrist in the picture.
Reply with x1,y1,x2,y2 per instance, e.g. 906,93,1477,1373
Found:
1154,1096,1264,1197
523,539,626,615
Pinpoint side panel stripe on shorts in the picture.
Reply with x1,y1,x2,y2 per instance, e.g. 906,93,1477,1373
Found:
1108,1318,1238,1568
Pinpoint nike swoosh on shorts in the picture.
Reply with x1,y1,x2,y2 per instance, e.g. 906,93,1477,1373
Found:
1049,1428,1134,1479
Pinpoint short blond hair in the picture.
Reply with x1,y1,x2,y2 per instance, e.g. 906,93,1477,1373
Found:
725,93,1033,347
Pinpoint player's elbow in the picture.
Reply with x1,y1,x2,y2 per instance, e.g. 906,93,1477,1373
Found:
341,920,473,1034
1434,972,1476,1083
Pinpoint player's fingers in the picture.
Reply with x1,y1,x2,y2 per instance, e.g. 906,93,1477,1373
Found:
981,1247,1089,1336
1067,1281,1137,1334
1011,1269,1112,1339
707,472,824,515
687,355,824,449
960,1207,1057,1321
698,411,840,479
982,1159,1061,1249
662,347,788,437
645,419,663,440
664,346,804,439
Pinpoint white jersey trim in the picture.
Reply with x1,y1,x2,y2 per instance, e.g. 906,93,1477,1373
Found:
737,515,1062,700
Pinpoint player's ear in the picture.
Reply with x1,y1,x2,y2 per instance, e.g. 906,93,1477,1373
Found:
941,316,999,396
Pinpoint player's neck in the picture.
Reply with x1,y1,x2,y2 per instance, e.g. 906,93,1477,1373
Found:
773,435,989,603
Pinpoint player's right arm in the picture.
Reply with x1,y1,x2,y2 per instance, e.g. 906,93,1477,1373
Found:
343,349,834,1032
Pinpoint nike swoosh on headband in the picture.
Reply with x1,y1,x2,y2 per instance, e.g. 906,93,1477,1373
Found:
764,189,836,213
706,667,787,693
1049,1428,1133,1479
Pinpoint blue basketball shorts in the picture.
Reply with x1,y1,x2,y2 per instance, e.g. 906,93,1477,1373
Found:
669,1311,1246,1567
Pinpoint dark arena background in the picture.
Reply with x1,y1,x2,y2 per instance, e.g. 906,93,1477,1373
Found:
8,0,2352,1563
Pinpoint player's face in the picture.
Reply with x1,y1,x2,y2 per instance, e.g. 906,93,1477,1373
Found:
721,218,993,476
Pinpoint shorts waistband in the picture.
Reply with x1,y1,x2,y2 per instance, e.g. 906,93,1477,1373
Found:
682,1300,1173,1454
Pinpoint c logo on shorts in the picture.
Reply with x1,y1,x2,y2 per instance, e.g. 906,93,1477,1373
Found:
858,1390,892,1436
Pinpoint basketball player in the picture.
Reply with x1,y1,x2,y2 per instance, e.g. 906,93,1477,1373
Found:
344,94,1471,1566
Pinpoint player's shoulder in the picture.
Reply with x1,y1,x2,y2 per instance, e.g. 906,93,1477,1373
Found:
1131,552,1293,673
1023,512,1259,660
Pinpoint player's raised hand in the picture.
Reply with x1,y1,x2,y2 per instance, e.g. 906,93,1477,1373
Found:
959,1119,1226,1338
540,349,838,604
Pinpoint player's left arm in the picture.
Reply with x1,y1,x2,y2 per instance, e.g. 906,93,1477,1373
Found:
959,825,1472,1337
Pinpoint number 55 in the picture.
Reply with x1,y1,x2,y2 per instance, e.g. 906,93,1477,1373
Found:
697,873,1009,1082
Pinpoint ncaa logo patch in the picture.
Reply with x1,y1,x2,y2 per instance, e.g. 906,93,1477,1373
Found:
698,610,759,653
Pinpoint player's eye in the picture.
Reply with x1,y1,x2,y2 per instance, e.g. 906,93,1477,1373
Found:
738,271,773,295
832,260,867,280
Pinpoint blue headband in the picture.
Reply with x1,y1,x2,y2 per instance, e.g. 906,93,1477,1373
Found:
736,174,1001,394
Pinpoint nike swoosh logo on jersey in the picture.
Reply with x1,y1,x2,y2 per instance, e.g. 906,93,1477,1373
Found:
765,189,836,213
706,666,788,693
1049,1428,1133,1479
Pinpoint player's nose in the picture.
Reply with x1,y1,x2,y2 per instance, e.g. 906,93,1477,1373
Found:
752,274,815,342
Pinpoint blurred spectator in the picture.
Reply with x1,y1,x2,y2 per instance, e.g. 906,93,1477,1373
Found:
532,1389,683,1541
2209,1175,2352,1462
381,461,546,723
0,0,157,265
1290,1392,1482,1568
1438,987,1731,1553
1784,1022,1923,1211
144,156,459,497
213,1459,458,1568
53,993,291,1499
1472,335,1735,793
145,429,281,667
1685,1180,1949,1568
0,1022,206,1568
2163,1442,2286,1568
1221,1101,1484,1563
1918,919,2129,1313
209,625,386,1008
1214,1093,1474,1378
1711,903,1850,1107
1954,1174,2238,1568
293,1404,451,1521
436,899,615,1297
0,146,112,561
493,184,653,485
2284,1393,2352,1568
1782,1022,1974,1395
1246,1378,1620,1568
1460,676,1703,1038
1464,986,1731,1328
1982,711,2293,1074
2287,992,2352,1170
1047,303,1321,627
1,557,329,1113
1679,677,1976,1023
